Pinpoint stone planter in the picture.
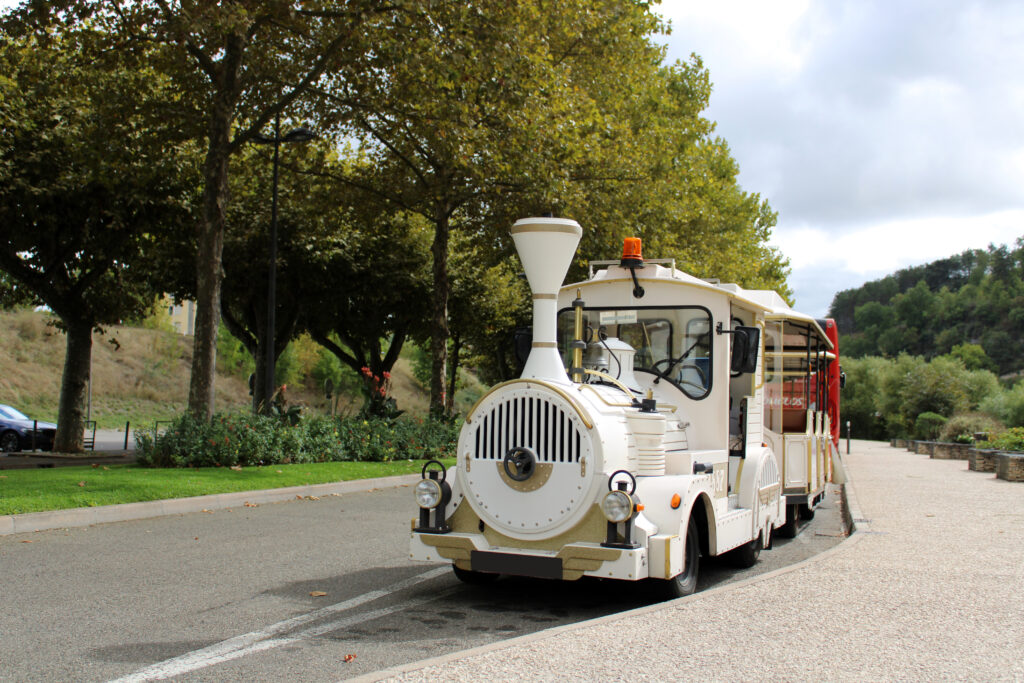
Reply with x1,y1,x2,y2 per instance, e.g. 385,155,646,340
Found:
892,438,907,448
996,453,1024,482
931,442,955,459
951,443,972,460
969,448,999,472
906,440,919,453
915,441,934,455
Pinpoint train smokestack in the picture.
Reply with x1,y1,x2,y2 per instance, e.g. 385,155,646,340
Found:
510,217,583,381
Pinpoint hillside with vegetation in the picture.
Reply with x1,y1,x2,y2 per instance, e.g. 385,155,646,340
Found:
0,309,461,430
829,240,1024,373
828,239,1024,441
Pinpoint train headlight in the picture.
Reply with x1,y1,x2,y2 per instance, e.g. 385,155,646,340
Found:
415,478,443,509
602,490,634,523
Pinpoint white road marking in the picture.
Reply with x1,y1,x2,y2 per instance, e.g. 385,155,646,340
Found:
107,566,450,683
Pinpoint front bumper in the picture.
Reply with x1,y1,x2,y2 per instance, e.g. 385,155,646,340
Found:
410,530,648,581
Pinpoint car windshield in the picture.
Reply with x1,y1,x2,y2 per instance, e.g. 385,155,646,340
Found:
557,305,713,399
0,405,30,420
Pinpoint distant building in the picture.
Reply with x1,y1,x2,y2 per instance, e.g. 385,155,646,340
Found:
166,299,196,335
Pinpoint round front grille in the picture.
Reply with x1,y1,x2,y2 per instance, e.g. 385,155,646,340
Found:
458,384,599,539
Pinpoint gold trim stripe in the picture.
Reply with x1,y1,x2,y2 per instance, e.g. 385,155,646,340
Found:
510,224,582,236
532,293,557,300
532,342,557,348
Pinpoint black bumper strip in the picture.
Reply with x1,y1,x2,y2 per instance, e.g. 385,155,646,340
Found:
471,550,563,579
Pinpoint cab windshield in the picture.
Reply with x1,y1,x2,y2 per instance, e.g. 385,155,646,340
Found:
557,306,713,400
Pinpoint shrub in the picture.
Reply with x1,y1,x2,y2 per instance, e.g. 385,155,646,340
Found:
938,412,1003,444
135,412,458,467
914,412,947,440
980,427,1024,452
980,381,1024,428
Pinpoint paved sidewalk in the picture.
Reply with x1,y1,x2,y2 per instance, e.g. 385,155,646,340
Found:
363,440,1024,682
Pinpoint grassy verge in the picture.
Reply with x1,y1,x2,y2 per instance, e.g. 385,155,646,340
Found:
0,459,456,515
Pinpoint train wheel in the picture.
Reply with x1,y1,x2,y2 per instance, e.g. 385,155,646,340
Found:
660,516,700,599
452,565,499,585
728,533,761,568
776,504,798,538
799,503,816,521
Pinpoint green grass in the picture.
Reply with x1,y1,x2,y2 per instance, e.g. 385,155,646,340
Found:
0,458,456,515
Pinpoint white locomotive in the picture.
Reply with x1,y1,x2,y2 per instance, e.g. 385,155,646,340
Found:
410,217,838,596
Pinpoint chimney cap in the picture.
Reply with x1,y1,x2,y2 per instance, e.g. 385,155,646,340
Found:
511,217,582,237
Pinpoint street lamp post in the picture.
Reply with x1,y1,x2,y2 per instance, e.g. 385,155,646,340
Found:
253,115,316,413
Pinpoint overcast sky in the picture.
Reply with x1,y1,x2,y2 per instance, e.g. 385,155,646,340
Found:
657,0,1024,316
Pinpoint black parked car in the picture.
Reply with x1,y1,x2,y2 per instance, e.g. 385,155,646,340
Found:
0,404,56,452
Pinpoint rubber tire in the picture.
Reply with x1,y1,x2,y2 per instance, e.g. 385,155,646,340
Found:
660,516,700,599
799,503,816,521
0,431,21,453
776,504,799,538
728,533,762,568
452,565,499,585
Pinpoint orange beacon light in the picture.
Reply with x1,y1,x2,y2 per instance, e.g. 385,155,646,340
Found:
621,237,643,267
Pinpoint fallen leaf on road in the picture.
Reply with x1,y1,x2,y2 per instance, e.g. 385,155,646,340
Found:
296,495,304,500
201,509,213,514
307,496,320,501
343,654,357,663
310,591,327,597
21,540,34,543
244,502,258,508
194,537,199,540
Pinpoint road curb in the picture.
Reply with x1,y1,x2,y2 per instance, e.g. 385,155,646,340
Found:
0,474,420,536
347,482,862,683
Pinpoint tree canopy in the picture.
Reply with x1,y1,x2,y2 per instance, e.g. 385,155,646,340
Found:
0,25,191,450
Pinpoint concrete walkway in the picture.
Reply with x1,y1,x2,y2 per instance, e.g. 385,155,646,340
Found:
363,440,1024,682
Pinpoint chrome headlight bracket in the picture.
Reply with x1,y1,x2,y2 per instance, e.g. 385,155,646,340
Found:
414,459,452,534
601,469,641,549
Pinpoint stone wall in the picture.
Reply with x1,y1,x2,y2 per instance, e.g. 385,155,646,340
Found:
970,449,1000,472
996,453,1024,482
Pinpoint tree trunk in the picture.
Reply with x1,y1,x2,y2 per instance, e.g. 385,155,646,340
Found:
445,334,462,415
429,212,450,417
53,321,92,453
187,113,233,419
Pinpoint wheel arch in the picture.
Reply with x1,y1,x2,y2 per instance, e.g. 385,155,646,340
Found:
686,492,715,558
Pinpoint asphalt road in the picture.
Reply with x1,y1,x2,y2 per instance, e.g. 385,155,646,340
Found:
0,483,846,682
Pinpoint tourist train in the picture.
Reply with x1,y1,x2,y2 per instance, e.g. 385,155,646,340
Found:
410,217,843,595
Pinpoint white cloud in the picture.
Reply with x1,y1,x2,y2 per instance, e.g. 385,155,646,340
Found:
657,0,1024,316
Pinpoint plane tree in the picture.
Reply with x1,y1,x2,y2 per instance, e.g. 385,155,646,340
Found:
0,27,192,451
317,0,671,416
7,0,405,419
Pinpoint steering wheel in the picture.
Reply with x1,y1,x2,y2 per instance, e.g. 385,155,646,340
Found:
652,357,707,388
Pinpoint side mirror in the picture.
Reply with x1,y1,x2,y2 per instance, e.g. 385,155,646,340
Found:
730,326,760,374
839,367,847,390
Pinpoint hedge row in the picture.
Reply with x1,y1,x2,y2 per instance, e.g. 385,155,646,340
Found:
135,413,459,468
